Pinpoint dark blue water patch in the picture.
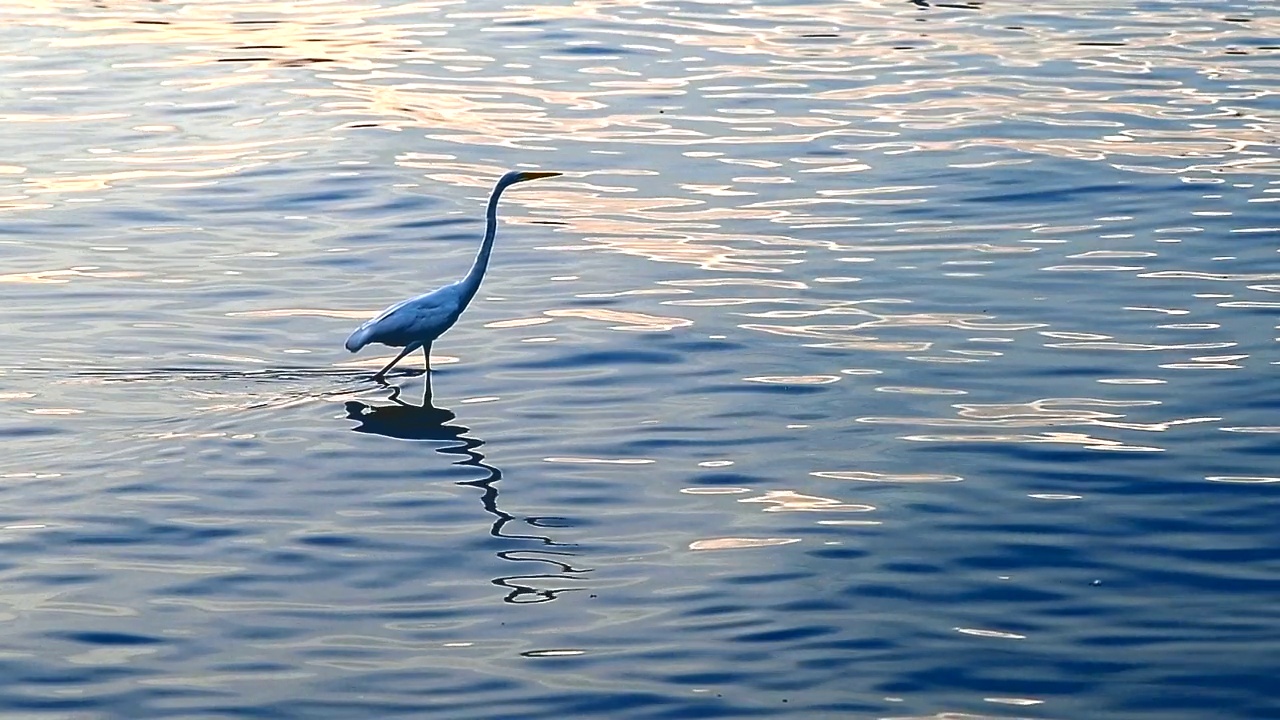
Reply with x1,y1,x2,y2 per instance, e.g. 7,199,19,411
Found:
986,463,1159,493
262,549,315,568
847,582,920,600
101,205,185,225
390,211,470,231
59,521,241,547
237,693,678,720
697,381,832,396
664,670,742,685
308,252,386,270
879,560,943,575
361,602,486,622
657,699,799,719
0,669,158,709
1214,428,1280,461
556,45,634,56
153,101,238,117
1116,679,1280,718
684,471,768,487
734,625,834,643
960,582,1069,604
161,557,380,599
680,602,751,618
723,571,811,586
964,179,1138,205
524,691,771,720
0,423,64,438
494,18,548,27
670,607,757,630
773,597,847,614
13,301,134,325
887,662,1097,697
947,441,1145,468
221,625,299,642
1114,560,1280,596
658,336,749,354
330,672,522,700
58,630,163,646
951,542,1097,572
0,219,66,238
0,694,111,713
811,636,896,655
513,349,683,369
22,571,100,586
803,546,868,561
283,186,372,208
296,532,366,548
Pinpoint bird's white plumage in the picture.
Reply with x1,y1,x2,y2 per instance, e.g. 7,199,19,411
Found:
344,169,560,381
345,285,462,352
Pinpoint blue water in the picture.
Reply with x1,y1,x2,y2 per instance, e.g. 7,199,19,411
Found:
2,1,1278,717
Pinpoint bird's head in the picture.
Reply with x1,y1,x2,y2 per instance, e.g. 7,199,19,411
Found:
498,169,562,188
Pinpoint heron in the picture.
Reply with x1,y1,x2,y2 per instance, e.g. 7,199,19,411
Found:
345,169,561,384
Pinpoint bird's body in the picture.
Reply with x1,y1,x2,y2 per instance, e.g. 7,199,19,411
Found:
345,284,464,353
345,169,560,382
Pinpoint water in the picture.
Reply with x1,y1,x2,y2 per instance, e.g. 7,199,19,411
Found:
2,0,1278,717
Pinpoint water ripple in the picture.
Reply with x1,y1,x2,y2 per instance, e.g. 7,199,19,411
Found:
2,0,1278,718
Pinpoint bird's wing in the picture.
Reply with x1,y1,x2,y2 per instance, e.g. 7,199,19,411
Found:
398,289,462,328
347,283,471,351
387,287,461,328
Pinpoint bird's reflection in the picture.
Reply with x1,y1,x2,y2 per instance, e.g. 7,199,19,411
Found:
344,382,589,604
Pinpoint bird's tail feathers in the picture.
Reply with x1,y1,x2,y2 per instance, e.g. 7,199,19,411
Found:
345,324,374,352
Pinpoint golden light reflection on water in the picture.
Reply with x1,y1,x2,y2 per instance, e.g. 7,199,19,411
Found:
739,489,874,513
543,456,655,465
7,0,1268,250
856,396,1223,450
0,268,146,284
744,375,840,385
4,0,1273,284
543,307,692,332
688,537,801,551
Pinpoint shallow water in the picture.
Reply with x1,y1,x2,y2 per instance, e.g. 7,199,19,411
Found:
2,0,1278,717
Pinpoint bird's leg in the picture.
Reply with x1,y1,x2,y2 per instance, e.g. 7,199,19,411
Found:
372,344,419,381
421,343,433,404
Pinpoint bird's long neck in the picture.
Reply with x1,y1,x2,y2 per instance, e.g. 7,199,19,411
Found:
457,181,509,306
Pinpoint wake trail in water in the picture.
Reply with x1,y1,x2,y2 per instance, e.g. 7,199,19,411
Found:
6,364,424,385
3,364,429,422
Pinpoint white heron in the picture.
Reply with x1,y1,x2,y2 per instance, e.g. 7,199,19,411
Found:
345,169,561,382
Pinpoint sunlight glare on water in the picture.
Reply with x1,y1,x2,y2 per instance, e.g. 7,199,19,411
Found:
1,0,1278,717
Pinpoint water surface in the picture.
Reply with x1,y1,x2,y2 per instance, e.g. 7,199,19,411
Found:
2,0,1278,717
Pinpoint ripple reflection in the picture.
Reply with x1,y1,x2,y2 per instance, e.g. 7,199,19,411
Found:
345,386,588,604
